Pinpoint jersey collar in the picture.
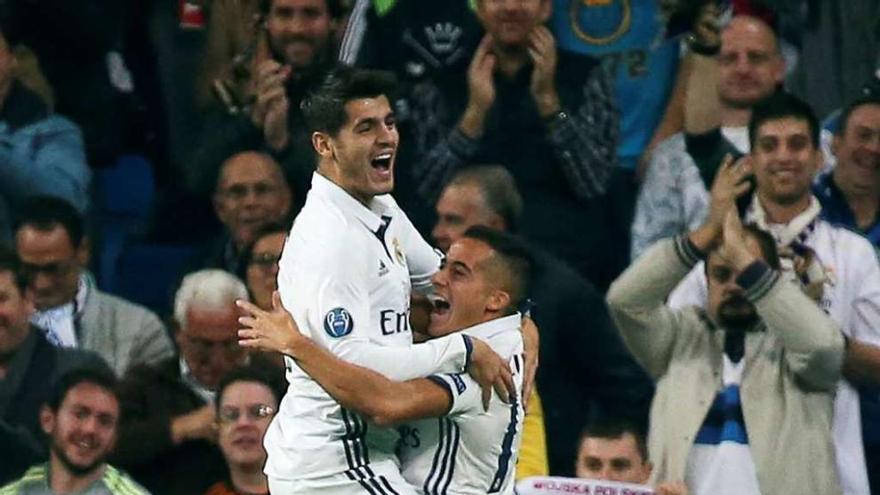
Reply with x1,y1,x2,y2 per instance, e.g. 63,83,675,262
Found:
310,172,388,233
460,313,522,341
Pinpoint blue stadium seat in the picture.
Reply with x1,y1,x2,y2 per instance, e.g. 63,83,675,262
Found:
94,155,156,291
112,244,200,316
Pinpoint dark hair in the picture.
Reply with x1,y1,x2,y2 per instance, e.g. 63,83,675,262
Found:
46,366,119,412
215,364,287,411
447,165,523,233
578,417,648,463
748,91,820,150
301,67,397,137
0,245,28,294
15,196,85,247
837,95,880,136
461,225,533,313
259,0,343,19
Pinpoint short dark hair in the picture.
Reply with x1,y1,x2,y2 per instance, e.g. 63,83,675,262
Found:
46,366,119,412
461,225,533,313
0,245,28,294
259,0,343,19
15,196,85,247
748,91,820,150
578,417,648,463
215,364,287,412
301,67,397,137
447,165,524,233
837,95,880,136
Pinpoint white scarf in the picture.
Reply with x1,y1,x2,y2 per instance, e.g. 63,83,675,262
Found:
745,194,832,301
31,273,92,348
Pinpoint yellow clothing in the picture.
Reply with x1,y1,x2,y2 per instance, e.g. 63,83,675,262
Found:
516,389,549,479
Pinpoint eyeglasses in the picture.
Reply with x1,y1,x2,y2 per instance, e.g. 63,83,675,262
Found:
248,252,281,269
218,404,276,424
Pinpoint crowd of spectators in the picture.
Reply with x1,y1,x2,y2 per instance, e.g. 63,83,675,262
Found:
0,0,878,494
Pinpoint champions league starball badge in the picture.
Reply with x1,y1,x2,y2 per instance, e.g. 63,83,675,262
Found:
324,307,354,338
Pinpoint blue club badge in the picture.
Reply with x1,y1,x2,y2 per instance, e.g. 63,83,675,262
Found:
324,307,354,338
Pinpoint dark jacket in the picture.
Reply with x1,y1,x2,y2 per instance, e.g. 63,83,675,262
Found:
530,249,653,476
113,357,227,495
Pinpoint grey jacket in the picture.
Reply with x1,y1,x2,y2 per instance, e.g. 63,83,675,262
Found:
79,289,174,377
606,236,844,494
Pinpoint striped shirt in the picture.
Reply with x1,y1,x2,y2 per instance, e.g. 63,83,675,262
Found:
0,465,149,495
399,314,525,494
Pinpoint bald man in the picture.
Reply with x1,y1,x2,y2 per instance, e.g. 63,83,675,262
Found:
632,16,784,260
208,151,293,275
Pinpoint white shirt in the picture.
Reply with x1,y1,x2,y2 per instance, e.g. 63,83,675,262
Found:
686,356,761,495
265,173,471,487
399,314,524,495
669,219,880,495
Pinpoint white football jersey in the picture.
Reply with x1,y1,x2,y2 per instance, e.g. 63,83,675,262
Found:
265,173,472,492
399,314,525,495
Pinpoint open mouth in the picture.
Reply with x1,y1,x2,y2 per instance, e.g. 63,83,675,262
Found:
371,152,393,172
429,294,451,318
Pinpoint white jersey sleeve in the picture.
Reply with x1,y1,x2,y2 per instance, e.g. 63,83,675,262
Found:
428,372,482,417
303,242,469,381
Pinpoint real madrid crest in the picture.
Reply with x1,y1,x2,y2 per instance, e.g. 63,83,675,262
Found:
392,238,406,265
570,0,632,45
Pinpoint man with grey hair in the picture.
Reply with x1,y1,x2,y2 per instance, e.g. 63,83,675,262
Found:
111,269,253,495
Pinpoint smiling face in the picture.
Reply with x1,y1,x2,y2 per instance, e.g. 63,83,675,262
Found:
428,237,509,336
265,0,334,70
41,382,119,477
833,103,880,197
751,117,822,207
315,96,398,204
217,380,277,469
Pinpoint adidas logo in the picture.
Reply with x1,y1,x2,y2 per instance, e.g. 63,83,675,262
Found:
425,23,462,55
379,260,389,277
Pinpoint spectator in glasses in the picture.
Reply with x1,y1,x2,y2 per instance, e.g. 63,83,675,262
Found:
205,365,286,495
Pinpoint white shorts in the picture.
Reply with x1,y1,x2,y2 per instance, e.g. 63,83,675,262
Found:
268,471,418,495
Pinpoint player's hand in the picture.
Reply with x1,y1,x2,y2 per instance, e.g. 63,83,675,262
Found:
467,337,516,411
520,316,540,410
237,292,303,358
250,60,291,151
656,480,688,495
527,26,560,118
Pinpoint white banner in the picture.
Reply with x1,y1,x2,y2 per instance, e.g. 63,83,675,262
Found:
516,476,655,495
